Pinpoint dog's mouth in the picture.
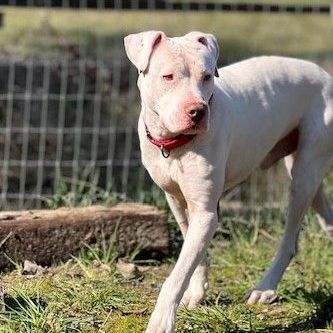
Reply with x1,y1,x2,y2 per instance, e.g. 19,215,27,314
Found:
181,115,209,134
160,111,209,136
182,124,208,135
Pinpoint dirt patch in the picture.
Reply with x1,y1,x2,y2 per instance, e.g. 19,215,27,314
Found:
0,203,169,270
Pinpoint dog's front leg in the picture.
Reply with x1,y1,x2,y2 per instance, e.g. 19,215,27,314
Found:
165,193,209,309
145,207,218,333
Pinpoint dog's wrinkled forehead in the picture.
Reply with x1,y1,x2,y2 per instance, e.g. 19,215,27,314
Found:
150,37,216,74
124,31,219,76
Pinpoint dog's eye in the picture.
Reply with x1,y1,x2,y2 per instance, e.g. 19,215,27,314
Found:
162,74,174,81
203,74,212,82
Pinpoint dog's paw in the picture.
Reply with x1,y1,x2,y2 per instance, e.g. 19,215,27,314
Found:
180,284,207,308
145,303,177,333
325,225,333,237
180,268,208,308
246,289,277,305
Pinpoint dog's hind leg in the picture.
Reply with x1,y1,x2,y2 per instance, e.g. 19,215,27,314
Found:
285,155,333,236
165,193,209,308
311,185,333,236
247,147,332,305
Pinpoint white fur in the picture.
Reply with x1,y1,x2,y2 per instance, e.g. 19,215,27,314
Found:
124,31,333,333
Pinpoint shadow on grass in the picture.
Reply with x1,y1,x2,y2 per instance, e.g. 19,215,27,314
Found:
3,294,47,313
278,287,333,332
242,287,333,333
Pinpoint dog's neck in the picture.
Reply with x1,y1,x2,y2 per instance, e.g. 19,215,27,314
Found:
141,106,196,158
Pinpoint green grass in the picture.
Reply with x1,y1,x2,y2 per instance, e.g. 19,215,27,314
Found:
1,209,333,333
0,6,331,62
45,174,119,209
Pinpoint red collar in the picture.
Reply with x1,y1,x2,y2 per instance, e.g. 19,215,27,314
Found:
145,124,196,158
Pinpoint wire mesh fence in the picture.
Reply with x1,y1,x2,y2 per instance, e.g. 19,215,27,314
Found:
0,1,332,210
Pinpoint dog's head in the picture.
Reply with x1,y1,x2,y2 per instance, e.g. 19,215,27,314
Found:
124,31,219,135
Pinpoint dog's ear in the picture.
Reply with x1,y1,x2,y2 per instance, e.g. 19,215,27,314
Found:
124,31,166,74
185,31,220,77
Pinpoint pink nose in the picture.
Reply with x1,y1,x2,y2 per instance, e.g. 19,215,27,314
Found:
188,103,207,123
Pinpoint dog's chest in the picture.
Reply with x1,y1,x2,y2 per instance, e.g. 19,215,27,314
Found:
142,152,181,194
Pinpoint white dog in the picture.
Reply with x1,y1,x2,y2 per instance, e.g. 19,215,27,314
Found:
124,31,333,333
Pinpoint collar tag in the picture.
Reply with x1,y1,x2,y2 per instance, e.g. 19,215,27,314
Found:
161,146,170,158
